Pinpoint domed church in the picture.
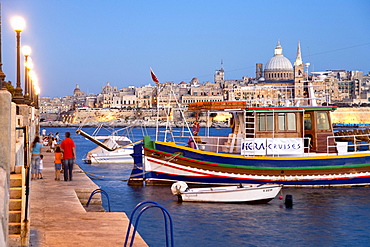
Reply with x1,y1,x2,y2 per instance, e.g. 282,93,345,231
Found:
264,41,294,81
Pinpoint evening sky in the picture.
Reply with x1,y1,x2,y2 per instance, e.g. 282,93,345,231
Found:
2,0,370,97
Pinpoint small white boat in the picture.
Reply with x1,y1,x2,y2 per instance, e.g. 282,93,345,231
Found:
82,135,134,164
171,181,282,203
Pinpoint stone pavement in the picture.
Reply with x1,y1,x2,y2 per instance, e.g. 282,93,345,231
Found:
29,148,147,247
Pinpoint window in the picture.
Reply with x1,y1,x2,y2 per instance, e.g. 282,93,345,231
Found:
257,113,273,131
317,112,330,130
304,113,312,130
278,113,296,131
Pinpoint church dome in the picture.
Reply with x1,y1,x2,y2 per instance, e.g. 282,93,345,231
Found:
264,41,294,81
265,42,293,71
73,84,81,95
265,55,293,71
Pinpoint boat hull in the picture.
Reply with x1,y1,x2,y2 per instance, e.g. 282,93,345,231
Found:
178,184,282,203
88,154,134,164
142,141,370,187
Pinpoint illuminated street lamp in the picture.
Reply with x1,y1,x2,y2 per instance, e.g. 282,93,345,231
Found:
11,16,26,104
26,57,34,104
29,70,37,105
22,45,31,104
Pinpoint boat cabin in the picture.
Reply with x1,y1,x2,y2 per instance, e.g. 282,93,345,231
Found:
188,102,337,154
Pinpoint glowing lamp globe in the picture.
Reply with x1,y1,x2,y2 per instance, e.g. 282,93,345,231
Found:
11,16,26,32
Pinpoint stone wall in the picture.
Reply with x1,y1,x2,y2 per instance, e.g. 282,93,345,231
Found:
331,107,370,125
0,90,12,247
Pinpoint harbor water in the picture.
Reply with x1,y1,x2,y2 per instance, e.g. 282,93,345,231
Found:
44,127,370,247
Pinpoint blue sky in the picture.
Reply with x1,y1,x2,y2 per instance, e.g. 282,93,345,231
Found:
2,0,370,98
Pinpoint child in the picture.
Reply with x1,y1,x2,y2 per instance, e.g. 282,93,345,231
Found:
54,146,63,181
51,137,57,152
38,155,44,179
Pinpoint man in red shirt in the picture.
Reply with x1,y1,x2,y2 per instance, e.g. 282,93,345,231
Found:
60,132,76,181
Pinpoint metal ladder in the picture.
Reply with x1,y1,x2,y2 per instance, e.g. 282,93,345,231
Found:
245,111,255,139
124,200,174,247
86,188,111,212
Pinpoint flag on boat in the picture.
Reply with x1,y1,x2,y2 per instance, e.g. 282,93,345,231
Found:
150,67,159,84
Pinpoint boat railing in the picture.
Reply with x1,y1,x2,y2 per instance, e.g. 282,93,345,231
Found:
178,135,312,156
327,130,370,154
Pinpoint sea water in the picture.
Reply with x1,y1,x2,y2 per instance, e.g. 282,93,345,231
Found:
45,127,370,247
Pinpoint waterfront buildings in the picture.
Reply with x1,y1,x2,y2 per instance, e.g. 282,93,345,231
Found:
39,41,370,123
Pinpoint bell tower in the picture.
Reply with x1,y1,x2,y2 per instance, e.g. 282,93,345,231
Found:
215,60,225,88
294,41,305,99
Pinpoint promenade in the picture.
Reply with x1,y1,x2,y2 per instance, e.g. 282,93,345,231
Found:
29,148,147,247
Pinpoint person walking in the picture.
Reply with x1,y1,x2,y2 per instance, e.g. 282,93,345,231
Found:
60,132,76,181
54,146,63,180
31,136,43,180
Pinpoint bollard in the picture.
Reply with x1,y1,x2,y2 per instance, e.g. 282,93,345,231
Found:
285,194,293,208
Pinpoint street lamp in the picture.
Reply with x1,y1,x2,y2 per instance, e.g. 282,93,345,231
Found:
22,45,31,104
11,16,26,104
29,70,37,106
26,57,34,104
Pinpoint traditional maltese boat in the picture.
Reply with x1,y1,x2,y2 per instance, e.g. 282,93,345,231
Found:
171,181,282,203
129,100,370,187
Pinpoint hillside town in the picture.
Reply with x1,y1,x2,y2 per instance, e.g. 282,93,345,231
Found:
40,42,370,125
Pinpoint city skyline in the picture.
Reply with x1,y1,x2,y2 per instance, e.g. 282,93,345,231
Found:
2,0,370,98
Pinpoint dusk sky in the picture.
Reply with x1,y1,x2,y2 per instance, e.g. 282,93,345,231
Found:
2,0,370,98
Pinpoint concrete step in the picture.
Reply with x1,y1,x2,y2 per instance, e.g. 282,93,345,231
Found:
9,223,21,235
79,198,102,206
10,174,23,187
9,199,22,211
9,211,22,223
10,187,22,199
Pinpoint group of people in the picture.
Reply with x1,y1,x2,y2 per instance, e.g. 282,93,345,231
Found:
31,131,76,181
41,129,61,153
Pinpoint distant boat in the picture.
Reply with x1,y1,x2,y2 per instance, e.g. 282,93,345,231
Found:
171,181,282,203
83,135,134,164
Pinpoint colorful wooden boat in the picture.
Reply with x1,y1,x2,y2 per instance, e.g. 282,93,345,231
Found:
130,102,370,187
171,181,282,203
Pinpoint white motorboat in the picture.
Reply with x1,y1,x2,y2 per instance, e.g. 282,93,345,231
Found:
171,181,282,203
83,135,134,164
76,129,137,164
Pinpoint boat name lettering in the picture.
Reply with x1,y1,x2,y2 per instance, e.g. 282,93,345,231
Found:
263,189,273,192
241,138,304,155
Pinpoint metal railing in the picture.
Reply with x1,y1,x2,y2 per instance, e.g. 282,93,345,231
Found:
86,188,111,212
124,200,174,247
327,132,370,154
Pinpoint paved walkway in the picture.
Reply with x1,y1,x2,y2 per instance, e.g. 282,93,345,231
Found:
29,148,147,247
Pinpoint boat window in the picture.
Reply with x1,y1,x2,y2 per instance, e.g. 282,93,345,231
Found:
257,113,273,131
304,113,312,130
317,112,330,130
278,113,296,131
287,113,296,130
278,113,286,130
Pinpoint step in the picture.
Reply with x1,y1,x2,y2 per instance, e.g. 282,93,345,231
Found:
10,187,22,199
9,211,22,223
9,199,22,211
10,174,22,187
9,223,21,235
79,198,102,206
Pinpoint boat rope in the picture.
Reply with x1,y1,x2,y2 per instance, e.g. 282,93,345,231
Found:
83,170,132,181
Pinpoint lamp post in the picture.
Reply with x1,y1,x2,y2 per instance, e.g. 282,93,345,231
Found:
22,45,31,104
29,70,36,105
11,16,26,104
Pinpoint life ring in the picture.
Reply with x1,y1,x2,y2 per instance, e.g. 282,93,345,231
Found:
171,181,188,195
